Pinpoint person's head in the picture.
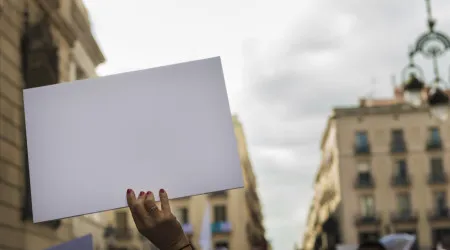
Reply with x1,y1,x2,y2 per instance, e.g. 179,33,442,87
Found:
357,241,386,250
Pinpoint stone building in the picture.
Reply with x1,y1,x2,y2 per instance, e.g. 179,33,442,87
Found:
0,0,115,249
302,87,450,250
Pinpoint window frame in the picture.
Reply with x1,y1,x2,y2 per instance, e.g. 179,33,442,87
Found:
213,205,227,222
434,191,447,210
391,129,404,141
396,193,411,212
359,195,375,216
355,131,369,146
395,159,408,176
430,157,444,175
429,127,441,140
115,211,129,230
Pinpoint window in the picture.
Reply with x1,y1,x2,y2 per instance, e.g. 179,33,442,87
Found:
174,207,189,224
429,127,441,142
434,191,447,210
431,158,444,175
427,127,443,150
180,208,189,224
360,195,375,216
397,193,411,213
391,129,406,152
392,129,404,142
213,205,227,222
355,131,369,146
396,159,408,177
115,211,128,229
357,162,372,184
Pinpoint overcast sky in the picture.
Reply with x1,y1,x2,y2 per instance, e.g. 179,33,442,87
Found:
82,0,450,249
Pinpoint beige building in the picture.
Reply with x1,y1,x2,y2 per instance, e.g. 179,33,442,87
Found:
0,0,120,249
302,86,450,250
112,115,268,250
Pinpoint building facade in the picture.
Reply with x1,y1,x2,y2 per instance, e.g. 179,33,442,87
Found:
302,87,450,250
0,0,114,249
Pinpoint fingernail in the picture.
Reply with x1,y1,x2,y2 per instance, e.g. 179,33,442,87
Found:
127,189,132,194
159,189,165,193
146,191,152,196
139,191,145,196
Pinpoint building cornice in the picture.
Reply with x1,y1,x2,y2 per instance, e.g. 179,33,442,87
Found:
70,1,105,66
36,0,77,47
82,32,105,66
333,103,430,118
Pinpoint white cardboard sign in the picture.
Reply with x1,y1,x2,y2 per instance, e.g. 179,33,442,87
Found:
23,57,243,222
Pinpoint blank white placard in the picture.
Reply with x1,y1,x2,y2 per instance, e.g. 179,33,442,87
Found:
23,57,243,223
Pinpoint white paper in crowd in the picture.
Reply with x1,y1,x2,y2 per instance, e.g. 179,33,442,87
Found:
379,234,416,250
23,57,243,223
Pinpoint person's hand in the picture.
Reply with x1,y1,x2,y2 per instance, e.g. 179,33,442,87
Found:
126,188,192,250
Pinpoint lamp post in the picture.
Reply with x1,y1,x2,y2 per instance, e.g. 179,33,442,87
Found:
402,0,450,121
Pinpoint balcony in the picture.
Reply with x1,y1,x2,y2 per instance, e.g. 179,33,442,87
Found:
354,213,381,226
391,141,407,153
354,174,375,189
428,208,450,221
428,173,448,185
390,210,419,223
427,139,443,151
211,221,232,234
182,223,194,235
354,144,371,155
391,175,411,187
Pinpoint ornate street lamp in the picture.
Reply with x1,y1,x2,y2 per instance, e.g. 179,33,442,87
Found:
402,0,450,121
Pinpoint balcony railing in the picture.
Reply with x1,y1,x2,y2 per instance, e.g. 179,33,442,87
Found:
391,141,407,153
354,144,371,155
428,208,450,221
428,173,448,185
354,213,381,226
391,175,411,187
427,139,443,150
211,221,232,234
390,210,418,223
354,175,375,189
